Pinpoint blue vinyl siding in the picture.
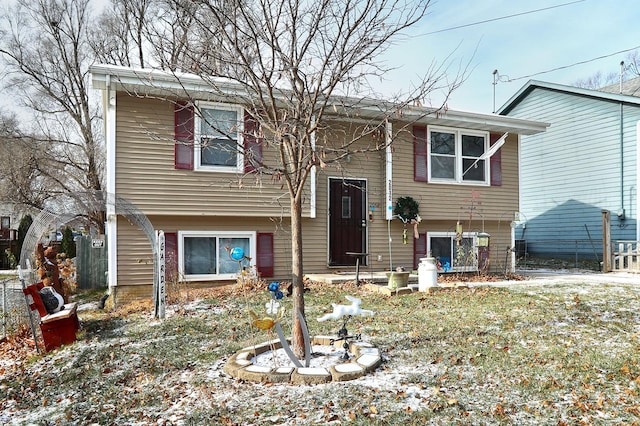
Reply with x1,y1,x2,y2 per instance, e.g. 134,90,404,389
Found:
503,85,640,259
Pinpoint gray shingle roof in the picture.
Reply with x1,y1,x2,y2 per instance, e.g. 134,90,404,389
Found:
598,76,640,96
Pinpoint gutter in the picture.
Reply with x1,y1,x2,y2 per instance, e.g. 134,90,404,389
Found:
90,64,548,136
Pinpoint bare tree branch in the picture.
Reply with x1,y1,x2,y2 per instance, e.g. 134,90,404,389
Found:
0,0,105,231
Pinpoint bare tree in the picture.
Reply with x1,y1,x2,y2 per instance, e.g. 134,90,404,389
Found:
159,0,462,358
90,0,212,72
0,113,54,209
144,0,201,71
574,49,640,90
573,70,618,90
0,0,105,231
625,50,640,77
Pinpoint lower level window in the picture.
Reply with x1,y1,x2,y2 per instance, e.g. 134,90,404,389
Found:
428,232,477,272
178,231,255,280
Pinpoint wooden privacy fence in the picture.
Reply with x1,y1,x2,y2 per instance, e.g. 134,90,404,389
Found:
75,236,108,289
612,240,640,272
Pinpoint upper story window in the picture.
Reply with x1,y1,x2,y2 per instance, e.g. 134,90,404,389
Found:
414,125,499,186
429,127,489,185
0,217,9,229
194,103,244,172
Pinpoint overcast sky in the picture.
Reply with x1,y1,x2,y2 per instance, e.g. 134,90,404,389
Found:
380,0,640,113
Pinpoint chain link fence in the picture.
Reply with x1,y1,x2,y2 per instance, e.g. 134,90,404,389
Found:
515,239,603,271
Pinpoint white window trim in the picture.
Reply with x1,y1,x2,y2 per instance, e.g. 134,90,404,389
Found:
194,102,244,173
427,126,490,186
178,230,256,281
427,231,478,272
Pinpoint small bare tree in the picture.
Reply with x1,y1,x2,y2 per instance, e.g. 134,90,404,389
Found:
157,0,463,358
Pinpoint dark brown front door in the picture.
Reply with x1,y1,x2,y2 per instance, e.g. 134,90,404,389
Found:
329,178,367,266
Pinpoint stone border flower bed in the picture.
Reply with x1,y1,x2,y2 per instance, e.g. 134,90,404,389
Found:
223,335,382,384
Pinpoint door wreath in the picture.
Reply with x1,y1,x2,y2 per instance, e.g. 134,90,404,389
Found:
393,196,421,243
394,196,420,222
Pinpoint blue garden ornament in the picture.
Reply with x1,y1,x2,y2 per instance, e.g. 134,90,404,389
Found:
230,247,245,261
268,281,279,292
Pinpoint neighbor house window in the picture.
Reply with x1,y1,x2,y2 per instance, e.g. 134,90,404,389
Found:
428,126,489,185
178,231,255,280
428,232,478,272
194,102,244,172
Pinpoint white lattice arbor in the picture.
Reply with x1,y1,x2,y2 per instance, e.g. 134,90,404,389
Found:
19,191,163,314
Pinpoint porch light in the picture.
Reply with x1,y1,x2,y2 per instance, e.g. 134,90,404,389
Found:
477,232,490,248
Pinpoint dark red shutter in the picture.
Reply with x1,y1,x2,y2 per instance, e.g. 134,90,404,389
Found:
413,126,428,182
256,232,274,277
244,112,263,173
414,232,427,269
490,133,503,186
174,101,194,170
164,232,178,283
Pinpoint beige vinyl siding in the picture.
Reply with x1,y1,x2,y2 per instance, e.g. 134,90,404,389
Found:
115,94,299,217
116,215,296,289
113,110,522,306
391,127,520,220
417,220,512,272
303,136,389,272
387,123,520,272
115,217,155,302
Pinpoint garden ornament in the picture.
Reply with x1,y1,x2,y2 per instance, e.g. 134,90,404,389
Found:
318,295,374,361
317,295,374,322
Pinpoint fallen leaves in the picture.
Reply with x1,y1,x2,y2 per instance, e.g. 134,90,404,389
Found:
2,279,640,424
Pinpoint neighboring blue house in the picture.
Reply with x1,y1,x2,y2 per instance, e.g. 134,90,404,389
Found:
498,78,640,262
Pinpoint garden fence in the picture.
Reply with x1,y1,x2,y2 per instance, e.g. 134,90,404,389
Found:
0,277,29,340
612,240,640,272
514,238,603,270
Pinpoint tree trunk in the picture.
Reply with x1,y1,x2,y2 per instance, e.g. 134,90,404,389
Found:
290,193,306,359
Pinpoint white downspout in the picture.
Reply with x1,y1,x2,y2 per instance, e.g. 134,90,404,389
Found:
385,120,393,270
510,222,516,273
105,75,118,291
513,133,522,273
310,117,316,219
385,120,393,220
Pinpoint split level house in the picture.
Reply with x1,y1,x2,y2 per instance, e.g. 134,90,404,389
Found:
498,78,640,263
90,64,548,306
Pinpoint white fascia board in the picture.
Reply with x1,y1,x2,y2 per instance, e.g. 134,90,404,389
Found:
90,64,549,136
90,64,250,100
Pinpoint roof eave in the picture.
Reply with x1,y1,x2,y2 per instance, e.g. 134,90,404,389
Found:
498,79,640,115
91,64,548,135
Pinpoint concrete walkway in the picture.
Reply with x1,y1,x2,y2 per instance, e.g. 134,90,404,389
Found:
306,268,640,287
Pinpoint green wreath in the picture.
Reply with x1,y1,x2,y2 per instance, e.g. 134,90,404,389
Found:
394,196,420,222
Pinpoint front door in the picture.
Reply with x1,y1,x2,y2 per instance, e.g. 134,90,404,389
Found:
329,178,367,266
